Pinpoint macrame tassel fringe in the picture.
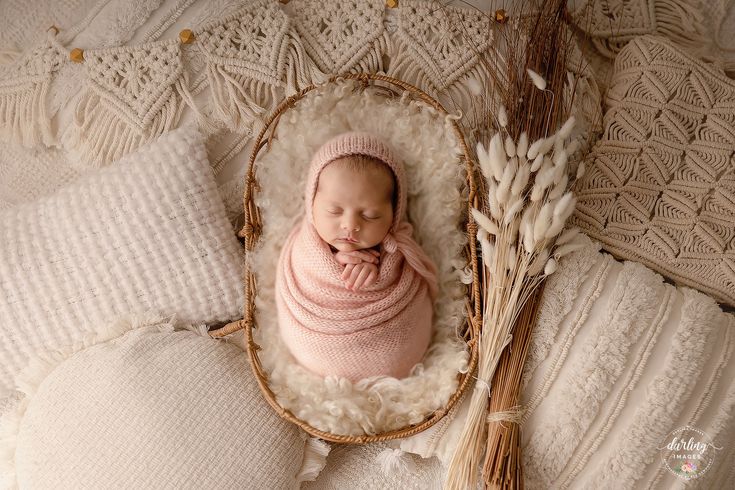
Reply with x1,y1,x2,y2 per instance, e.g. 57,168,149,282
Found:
61,86,181,167
0,78,55,148
653,0,705,49
285,32,328,95
384,41,437,98
205,63,279,133
295,437,331,483
348,32,390,75
387,38,494,135
592,0,706,58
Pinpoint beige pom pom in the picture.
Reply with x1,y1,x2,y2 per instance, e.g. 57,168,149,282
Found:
533,202,553,243
553,192,576,221
511,164,531,196
528,248,549,275
503,197,525,225
556,227,579,245
526,138,544,160
530,154,544,172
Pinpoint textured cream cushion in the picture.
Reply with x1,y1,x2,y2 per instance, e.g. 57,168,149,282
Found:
303,441,445,490
11,324,306,489
572,35,735,306
0,125,243,394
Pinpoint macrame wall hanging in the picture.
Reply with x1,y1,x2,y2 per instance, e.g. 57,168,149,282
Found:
0,0,504,169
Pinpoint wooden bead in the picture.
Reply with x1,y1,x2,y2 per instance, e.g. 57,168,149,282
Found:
494,9,508,24
179,29,195,44
69,48,84,63
386,0,398,7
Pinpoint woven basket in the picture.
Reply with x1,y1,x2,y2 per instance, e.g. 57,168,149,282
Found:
209,72,482,444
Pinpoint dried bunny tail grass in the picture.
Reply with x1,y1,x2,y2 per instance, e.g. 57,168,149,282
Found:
442,1,578,488
488,132,506,181
527,68,547,90
504,136,517,158
517,132,529,158
472,207,500,236
556,227,579,245
498,105,509,128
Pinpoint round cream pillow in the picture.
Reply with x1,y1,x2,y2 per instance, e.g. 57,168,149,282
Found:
8,324,308,489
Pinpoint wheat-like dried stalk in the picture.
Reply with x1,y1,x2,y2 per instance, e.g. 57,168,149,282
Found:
442,2,588,488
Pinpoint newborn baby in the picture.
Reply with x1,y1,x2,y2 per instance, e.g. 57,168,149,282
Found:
275,131,438,382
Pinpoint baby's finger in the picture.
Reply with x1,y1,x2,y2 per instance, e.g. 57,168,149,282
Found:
336,252,362,265
345,265,362,289
341,264,355,280
363,268,378,288
352,266,372,290
349,250,379,264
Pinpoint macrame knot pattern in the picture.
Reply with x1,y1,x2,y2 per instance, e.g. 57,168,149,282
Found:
84,41,183,123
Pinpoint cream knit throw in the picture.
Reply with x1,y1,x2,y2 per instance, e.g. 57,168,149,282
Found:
572,35,735,307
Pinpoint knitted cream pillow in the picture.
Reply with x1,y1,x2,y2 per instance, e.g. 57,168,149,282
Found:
0,125,243,394
3,322,309,489
572,35,735,307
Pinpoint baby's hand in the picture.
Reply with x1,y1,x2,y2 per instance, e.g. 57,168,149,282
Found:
341,262,379,291
334,249,380,266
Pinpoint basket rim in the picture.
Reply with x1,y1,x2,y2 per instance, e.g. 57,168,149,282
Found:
210,72,483,444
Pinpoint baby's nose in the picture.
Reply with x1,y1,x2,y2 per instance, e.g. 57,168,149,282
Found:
341,216,360,231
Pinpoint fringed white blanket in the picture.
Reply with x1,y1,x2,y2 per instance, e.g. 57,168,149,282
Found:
397,238,735,489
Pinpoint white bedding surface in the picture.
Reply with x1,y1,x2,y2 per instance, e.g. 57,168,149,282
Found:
2,1,735,489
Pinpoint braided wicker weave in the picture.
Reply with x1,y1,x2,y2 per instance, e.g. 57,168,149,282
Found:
210,72,482,444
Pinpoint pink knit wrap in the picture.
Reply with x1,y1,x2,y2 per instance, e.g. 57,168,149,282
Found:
275,132,438,381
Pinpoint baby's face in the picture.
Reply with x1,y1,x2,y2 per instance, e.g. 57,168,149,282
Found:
312,160,394,252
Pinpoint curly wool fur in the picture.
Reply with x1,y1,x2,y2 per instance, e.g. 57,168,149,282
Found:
246,79,470,436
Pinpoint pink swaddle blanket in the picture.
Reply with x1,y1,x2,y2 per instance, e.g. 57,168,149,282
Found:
275,132,438,381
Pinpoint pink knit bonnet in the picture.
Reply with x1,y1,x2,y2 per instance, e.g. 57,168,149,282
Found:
304,131,406,236
304,131,438,298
